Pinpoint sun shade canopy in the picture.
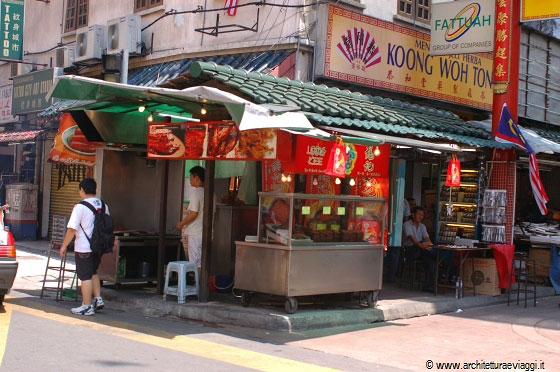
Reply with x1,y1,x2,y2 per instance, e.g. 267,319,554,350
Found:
46,75,315,144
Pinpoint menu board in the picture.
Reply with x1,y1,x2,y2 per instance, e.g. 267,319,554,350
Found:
147,121,292,161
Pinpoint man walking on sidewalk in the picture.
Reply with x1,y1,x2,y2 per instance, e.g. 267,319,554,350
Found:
60,178,109,315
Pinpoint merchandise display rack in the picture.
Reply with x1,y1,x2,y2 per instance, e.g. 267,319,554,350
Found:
436,169,479,244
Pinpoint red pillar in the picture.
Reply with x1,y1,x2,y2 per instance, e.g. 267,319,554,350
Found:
491,0,521,136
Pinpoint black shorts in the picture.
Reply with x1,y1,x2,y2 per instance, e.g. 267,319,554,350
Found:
75,252,102,281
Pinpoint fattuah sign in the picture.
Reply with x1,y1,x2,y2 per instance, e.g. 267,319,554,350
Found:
521,0,560,22
430,0,495,55
0,0,24,60
323,5,493,110
12,69,54,115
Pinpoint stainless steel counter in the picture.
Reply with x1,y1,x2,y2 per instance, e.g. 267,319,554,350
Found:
234,241,383,312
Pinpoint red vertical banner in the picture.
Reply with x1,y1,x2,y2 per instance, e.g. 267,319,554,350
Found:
491,0,521,137
493,0,512,94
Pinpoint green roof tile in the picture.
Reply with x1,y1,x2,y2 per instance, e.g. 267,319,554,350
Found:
188,61,510,149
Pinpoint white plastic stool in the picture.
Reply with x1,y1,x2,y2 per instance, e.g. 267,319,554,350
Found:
163,261,199,304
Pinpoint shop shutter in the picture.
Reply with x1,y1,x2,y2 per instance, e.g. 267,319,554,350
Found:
48,164,91,238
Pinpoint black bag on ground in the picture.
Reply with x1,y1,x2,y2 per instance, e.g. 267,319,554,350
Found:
79,200,114,255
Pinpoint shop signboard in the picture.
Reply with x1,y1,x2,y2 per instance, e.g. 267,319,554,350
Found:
430,0,495,55
0,84,17,123
521,0,560,22
284,136,389,178
0,0,24,60
12,68,54,115
147,121,292,161
323,5,493,110
48,113,102,166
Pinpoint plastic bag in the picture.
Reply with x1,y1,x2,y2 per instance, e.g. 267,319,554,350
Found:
325,137,347,178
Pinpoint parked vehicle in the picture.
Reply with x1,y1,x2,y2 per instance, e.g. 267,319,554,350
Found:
0,210,17,305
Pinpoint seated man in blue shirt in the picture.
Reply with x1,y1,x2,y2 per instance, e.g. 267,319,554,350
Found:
403,206,435,292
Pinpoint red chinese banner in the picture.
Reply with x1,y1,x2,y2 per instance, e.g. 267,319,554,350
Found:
284,136,389,177
262,160,294,193
48,113,102,166
493,0,512,93
147,121,292,161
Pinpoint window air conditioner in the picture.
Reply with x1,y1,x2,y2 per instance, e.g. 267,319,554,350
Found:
75,24,108,63
55,46,75,68
107,15,142,55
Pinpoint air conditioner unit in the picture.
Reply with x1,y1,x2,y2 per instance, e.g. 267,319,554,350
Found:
55,46,75,68
107,15,141,55
75,24,108,63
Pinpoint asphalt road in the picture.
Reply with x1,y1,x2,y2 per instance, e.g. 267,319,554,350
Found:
1,247,559,371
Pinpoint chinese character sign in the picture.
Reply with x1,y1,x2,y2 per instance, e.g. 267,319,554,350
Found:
324,5,493,110
493,0,511,93
0,84,16,123
1,0,24,60
12,69,54,115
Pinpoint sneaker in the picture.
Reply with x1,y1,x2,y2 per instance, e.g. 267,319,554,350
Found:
71,303,94,316
94,297,105,311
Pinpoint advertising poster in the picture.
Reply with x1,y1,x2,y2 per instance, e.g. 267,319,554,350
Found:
261,160,294,193
324,5,493,110
147,121,292,161
0,84,17,124
48,113,102,166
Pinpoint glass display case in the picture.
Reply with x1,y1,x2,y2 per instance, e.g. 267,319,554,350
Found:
234,192,386,313
257,192,386,247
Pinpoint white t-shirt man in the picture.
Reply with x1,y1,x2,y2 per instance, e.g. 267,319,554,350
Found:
183,187,204,268
67,197,110,253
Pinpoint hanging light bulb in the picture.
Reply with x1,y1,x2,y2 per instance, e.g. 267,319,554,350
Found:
200,107,207,115
147,113,154,122
286,174,292,182
138,105,146,113
349,178,356,186
366,179,372,187
281,174,287,182
312,177,318,186
374,146,381,156
335,178,341,185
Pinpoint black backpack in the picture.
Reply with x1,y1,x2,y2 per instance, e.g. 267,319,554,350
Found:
79,200,115,255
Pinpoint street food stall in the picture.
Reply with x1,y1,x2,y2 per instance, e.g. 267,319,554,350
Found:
235,192,386,313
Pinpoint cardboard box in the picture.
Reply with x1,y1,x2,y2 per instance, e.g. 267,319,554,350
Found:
528,248,550,277
463,258,501,296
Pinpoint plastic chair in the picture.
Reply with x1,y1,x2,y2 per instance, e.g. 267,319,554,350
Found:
507,253,537,308
163,261,199,304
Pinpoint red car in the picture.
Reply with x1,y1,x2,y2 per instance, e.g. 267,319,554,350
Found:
0,228,17,305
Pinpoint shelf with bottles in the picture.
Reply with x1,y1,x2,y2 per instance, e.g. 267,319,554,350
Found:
437,224,476,244
438,206,476,224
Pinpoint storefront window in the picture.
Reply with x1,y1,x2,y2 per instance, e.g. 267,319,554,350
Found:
134,0,163,12
397,0,431,24
64,0,88,32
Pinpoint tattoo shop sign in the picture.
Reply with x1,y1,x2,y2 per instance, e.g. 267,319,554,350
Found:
430,0,495,55
0,0,24,60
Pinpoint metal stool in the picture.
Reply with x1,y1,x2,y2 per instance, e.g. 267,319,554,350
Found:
507,253,537,308
163,261,199,304
398,252,424,290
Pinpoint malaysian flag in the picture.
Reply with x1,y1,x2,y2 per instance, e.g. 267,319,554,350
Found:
224,0,238,16
495,103,549,215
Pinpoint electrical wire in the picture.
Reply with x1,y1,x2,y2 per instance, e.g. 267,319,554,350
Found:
141,1,327,31
24,40,75,56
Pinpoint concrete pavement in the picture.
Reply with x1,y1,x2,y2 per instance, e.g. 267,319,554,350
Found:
14,240,559,333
